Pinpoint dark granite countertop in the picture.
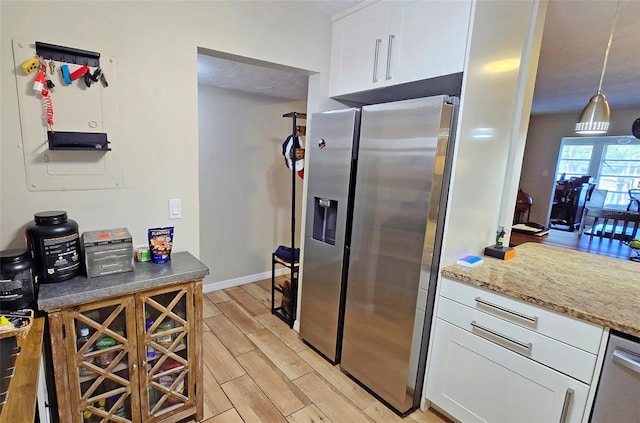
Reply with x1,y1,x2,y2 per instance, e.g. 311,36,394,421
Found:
38,251,209,311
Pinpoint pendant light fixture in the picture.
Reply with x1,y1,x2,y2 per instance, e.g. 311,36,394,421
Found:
575,0,621,135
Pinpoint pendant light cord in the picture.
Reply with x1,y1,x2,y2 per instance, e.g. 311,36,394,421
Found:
598,0,621,93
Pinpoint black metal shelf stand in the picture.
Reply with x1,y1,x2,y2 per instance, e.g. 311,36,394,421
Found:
271,253,299,326
271,112,306,328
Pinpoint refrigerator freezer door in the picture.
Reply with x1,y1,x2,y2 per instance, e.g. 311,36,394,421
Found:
299,108,360,362
342,96,453,413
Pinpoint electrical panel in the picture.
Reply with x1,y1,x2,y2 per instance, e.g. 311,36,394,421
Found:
12,39,122,191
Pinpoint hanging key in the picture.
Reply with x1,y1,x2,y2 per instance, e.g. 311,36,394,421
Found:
84,71,94,87
100,72,109,87
83,72,93,88
84,67,103,88
92,67,102,82
49,60,56,74
46,79,55,90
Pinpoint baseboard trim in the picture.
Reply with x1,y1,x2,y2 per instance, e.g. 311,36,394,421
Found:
203,268,290,293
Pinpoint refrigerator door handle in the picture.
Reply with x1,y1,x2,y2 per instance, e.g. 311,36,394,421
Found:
385,34,395,80
612,348,640,374
373,38,382,83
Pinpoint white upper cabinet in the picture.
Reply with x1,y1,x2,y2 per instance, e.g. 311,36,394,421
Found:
389,1,471,85
330,1,391,96
330,0,472,97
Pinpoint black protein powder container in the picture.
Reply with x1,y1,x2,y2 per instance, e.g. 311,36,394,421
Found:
26,211,81,284
0,248,37,310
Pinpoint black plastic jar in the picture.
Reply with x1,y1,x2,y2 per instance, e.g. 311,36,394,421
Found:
26,211,80,284
0,248,37,310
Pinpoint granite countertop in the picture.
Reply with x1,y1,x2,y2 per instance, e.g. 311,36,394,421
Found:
441,243,640,338
38,251,209,311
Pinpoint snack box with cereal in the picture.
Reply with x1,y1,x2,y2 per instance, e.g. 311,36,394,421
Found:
148,227,174,264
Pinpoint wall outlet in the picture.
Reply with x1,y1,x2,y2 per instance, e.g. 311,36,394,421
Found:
542,169,549,176
169,198,182,219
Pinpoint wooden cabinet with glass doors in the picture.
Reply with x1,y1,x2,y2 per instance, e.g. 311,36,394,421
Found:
47,279,203,423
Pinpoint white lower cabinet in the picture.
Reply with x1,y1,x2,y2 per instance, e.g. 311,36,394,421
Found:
436,297,597,384
427,318,589,423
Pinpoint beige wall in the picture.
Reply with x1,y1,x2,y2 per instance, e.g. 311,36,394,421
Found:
198,85,305,284
0,1,331,258
520,107,640,224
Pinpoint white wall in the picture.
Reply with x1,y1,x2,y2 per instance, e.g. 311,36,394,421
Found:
0,1,332,260
441,0,546,264
198,85,305,285
520,107,640,224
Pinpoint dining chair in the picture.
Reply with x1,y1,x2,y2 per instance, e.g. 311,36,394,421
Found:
627,189,640,213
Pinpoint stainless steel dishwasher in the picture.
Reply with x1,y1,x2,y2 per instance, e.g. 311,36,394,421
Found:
590,332,640,422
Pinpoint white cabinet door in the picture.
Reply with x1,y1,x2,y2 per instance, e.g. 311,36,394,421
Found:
388,0,472,85
426,319,589,423
330,1,472,97
330,2,390,96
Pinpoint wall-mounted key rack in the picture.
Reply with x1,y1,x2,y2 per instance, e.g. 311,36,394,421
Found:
35,41,100,67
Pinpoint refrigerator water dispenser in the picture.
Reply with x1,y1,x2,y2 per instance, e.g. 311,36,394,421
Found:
312,197,337,245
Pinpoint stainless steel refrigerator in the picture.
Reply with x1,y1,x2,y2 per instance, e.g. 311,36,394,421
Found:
299,95,456,414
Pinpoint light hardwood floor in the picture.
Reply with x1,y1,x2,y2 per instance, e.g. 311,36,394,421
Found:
185,276,451,423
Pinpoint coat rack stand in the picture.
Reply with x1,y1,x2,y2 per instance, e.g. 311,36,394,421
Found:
271,112,306,328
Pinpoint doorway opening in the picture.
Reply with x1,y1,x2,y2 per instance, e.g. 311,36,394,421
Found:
196,48,311,286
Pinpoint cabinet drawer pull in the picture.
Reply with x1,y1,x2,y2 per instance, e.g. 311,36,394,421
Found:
373,38,382,83
385,34,395,80
475,296,538,323
470,320,532,352
559,388,574,423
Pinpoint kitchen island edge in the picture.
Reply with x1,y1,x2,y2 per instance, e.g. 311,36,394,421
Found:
441,242,639,338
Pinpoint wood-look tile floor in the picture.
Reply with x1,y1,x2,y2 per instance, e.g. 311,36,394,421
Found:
185,276,452,423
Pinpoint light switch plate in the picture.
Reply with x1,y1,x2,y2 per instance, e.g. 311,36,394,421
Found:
169,198,182,219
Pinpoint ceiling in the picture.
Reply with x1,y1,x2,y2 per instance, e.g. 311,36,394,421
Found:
197,0,640,114
197,54,309,100
533,0,640,114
